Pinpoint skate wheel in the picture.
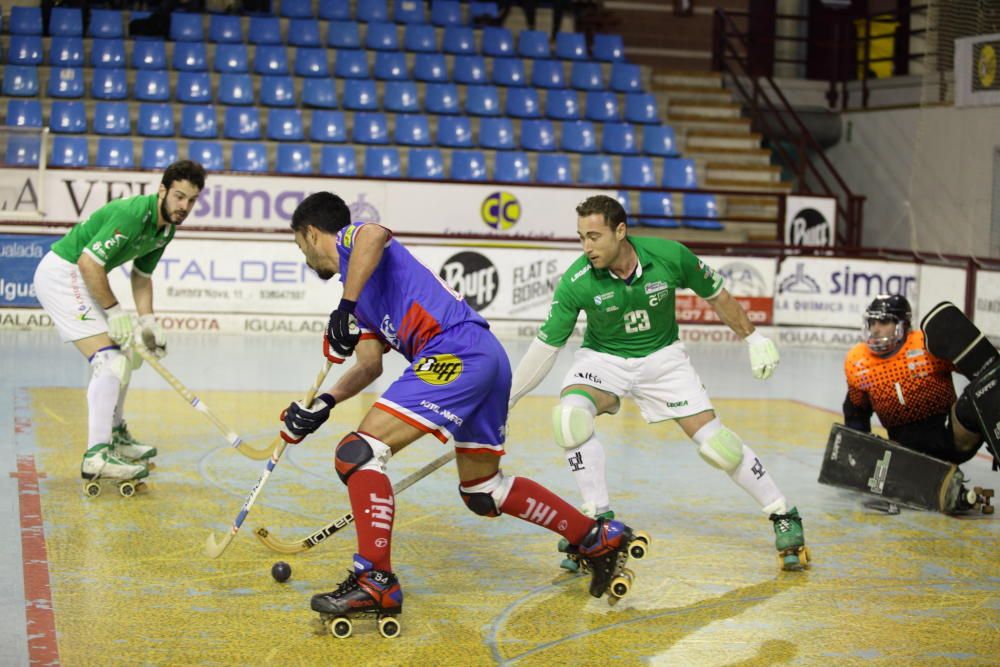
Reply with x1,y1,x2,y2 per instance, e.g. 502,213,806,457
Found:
135,481,147,494
84,481,101,498
610,573,631,598
628,540,647,560
983,504,995,515
378,616,400,638
119,481,136,498
328,617,352,639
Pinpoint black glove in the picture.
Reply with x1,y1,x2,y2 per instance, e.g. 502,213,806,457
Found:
325,299,361,361
280,393,336,444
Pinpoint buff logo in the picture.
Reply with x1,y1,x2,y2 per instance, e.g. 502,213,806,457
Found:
413,354,463,385
480,191,520,231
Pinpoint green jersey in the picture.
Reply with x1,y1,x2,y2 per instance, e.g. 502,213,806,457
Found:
538,236,724,358
51,194,173,275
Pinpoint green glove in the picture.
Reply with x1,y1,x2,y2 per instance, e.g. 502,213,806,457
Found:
746,331,779,380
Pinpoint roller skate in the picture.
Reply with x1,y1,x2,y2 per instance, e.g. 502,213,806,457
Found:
111,421,157,467
81,443,149,498
770,506,810,571
954,485,995,515
557,507,615,573
311,555,403,639
566,518,651,605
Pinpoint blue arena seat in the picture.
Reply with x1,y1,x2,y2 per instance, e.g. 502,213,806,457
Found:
309,110,347,142
374,51,409,80
442,26,476,55
357,0,390,22
518,30,551,59
188,140,225,171
181,104,218,138
51,135,89,167
91,69,127,100
288,19,322,47
173,41,208,72
281,0,314,18
5,100,42,127
135,70,170,101
683,193,723,230
224,107,262,140
579,154,615,185
137,104,175,137
4,66,39,97
610,63,644,93
407,148,445,179
642,125,679,157
531,59,566,89
9,7,42,34
302,78,338,108
616,190,632,214
364,147,401,178
570,61,605,91
383,81,419,113
49,101,87,134
520,119,556,152
88,9,123,38
209,14,243,43
318,0,352,20
494,151,532,182
413,53,448,82
663,158,697,189
230,143,268,173
169,13,204,42
46,68,82,99
342,79,379,110
394,114,432,146
254,46,290,76
49,7,83,36
430,0,462,27
4,135,40,166
624,93,659,125
49,36,85,67
132,40,167,69
505,87,541,118
218,74,255,106
601,122,639,155
465,85,502,116
492,58,527,87
328,21,362,49
585,90,619,122
335,50,370,79
452,54,488,84
352,112,390,144
436,115,473,147
560,120,597,153
319,145,357,176
95,137,133,168
214,43,249,73
554,32,587,60
176,71,211,103
8,35,43,66
469,1,499,22
276,144,313,174
620,155,655,187
482,27,515,58
248,16,283,45
393,0,425,23
536,153,572,184
267,108,305,141
545,89,581,120
592,34,625,62
404,24,437,52
479,116,515,150
91,39,126,68
259,75,297,107
424,83,460,114
141,139,178,170
93,101,130,135
365,21,400,51
451,150,488,181
295,48,330,78
638,191,679,228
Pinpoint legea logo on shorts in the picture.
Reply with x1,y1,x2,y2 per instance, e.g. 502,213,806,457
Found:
480,191,521,231
413,354,463,385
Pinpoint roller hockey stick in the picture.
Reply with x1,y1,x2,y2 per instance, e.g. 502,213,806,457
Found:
204,359,333,559
254,449,456,554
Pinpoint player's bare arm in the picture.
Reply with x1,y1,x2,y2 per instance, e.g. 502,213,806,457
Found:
705,288,754,337
77,252,118,309
131,270,154,316
326,337,385,405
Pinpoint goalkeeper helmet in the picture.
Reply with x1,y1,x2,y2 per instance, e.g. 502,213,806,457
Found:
863,294,911,355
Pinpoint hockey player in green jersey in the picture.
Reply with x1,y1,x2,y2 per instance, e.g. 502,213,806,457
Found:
33,160,206,493
509,195,808,571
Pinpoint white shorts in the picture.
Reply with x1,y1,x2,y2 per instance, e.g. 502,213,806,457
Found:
33,251,109,343
561,343,714,423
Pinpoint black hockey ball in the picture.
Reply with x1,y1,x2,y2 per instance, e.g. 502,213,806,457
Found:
271,561,292,583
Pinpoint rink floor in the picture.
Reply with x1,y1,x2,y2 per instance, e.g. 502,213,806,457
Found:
1,331,997,666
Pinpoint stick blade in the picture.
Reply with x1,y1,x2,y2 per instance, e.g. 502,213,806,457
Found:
254,527,308,555
204,530,233,558
236,441,278,461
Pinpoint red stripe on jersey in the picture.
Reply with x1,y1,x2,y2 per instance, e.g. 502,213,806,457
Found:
397,301,442,356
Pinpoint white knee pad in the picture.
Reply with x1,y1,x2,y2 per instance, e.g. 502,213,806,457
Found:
460,469,515,516
355,433,393,475
91,348,131,387
552,393,596,450
693,419,744,473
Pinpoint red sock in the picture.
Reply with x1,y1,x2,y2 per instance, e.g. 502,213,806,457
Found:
347,469,395,572
499,476,594,545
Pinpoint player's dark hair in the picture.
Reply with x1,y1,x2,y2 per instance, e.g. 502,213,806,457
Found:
161,160,206,191
291,192,352,235
576,195,627,229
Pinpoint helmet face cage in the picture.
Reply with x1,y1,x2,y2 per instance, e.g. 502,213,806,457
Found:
862,294,911,355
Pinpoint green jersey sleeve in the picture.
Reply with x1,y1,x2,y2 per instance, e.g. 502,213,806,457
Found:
537,275,582,348
82,211,145,268
677,244,724,299
133,244,167,276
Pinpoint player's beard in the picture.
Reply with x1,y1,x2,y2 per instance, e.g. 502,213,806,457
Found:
308,259,334,281
161,198,188,226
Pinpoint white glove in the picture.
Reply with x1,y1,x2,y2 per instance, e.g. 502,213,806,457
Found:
104,304,133,345
746,330,779,380
137,314,167,359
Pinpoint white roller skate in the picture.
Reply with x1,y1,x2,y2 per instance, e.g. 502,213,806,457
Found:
81,443,149,498
112,421,157,464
